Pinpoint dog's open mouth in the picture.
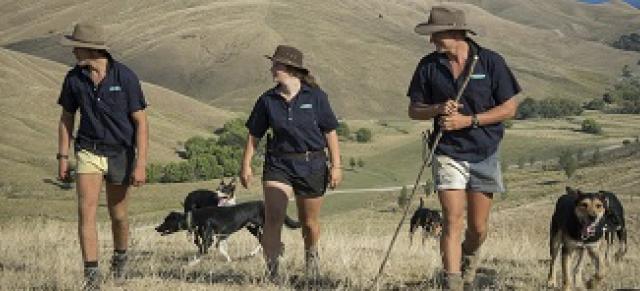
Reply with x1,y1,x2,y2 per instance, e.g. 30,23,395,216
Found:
581,221,598,239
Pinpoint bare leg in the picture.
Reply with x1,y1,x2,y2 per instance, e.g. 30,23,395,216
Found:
295,196,324,250
438,190,466,273
77,174,104,262
462,191,493,253
262,181,293,260
106,183,130,252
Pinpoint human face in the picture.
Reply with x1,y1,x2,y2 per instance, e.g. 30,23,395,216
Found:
270,61,293,83
72,47,94,66
429,30,462,54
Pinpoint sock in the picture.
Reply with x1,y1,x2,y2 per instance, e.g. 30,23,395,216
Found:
84,261,98,269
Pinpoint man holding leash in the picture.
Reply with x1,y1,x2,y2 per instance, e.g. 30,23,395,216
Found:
407,6,520,290
57,22,148,290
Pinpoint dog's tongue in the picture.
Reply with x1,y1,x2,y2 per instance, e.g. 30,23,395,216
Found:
582,224,596,238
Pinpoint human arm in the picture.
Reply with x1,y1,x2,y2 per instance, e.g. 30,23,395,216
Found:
130,110,148,186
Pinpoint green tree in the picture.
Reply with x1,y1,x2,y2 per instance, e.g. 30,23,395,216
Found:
355,128,373,143
516,97,538,119
217,118,248,148
336,121,351,140
184,136,209,159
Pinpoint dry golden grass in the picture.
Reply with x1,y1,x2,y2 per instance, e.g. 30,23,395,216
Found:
1,153,639,290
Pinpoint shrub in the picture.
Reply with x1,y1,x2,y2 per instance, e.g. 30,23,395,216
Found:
397,186,409,209
581,119,602,134
558,150,578,179
584,97,605,110
355,128,373,143
336,121,351,139
349,157,356,169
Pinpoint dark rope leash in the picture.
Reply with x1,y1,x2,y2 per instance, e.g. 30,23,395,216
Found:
370,54,479,290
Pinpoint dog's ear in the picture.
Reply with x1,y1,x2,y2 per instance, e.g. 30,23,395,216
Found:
566,186,581,197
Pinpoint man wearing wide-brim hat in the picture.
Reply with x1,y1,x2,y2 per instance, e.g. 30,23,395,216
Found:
57,21,148,290
406,5,521,290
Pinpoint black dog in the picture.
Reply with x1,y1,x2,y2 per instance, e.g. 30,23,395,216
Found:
598,190,627,262
547,187,611,290
183,178,237,215
156,200,301,262
409,197,443,245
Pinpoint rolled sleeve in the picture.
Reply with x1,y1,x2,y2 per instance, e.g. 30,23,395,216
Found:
57,74,78,113
491,54,521,104
245,96,269,138
407,61,432,104
316,91,338,133
125,73,147,112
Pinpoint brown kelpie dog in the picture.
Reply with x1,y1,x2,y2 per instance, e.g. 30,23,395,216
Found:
547,187,612,290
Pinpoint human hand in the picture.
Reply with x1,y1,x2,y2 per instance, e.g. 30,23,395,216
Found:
438,100,464,115
58,159,69,181
240,165,253,189
328,167,342,189
439,113,472,131
131,165,146,187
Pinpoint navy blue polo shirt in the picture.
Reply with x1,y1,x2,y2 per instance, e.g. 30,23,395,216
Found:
58,55,147,149
407,38,521,162
245,84,338,154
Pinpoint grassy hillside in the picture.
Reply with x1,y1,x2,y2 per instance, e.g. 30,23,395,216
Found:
0,0,638,118
0,48,236,193
454,0,640,42
0,149,638,290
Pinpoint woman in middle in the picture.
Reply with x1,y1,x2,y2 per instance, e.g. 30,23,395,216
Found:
240,45,342,282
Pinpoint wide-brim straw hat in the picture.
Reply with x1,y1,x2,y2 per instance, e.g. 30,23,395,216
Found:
60,22,109,50
265,45,308,73
415,6,477,36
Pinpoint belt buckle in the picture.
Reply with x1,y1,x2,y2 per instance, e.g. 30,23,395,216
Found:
305,151,310,162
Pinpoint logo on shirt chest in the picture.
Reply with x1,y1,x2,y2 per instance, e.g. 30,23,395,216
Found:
470,74,486,80
109,85,122,92
300,103,313,109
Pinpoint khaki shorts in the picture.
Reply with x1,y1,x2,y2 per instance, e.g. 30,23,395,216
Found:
75,148,134,185
432,152,504,193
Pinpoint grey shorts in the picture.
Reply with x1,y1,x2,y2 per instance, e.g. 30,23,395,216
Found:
432,152,504,193
75,148,135,186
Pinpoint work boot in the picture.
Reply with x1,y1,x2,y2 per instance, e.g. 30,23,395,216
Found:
443,273,464,291
82,267,101,291
461,243,481,289
304,248,320,286
110,252,128,284
264,257,282,285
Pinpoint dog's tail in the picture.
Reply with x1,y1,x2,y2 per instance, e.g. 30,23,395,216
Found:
419,197,424,209
284,215,301,229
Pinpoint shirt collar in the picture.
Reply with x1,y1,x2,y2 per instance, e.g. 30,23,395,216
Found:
79,53,116,79
437,37,481,66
